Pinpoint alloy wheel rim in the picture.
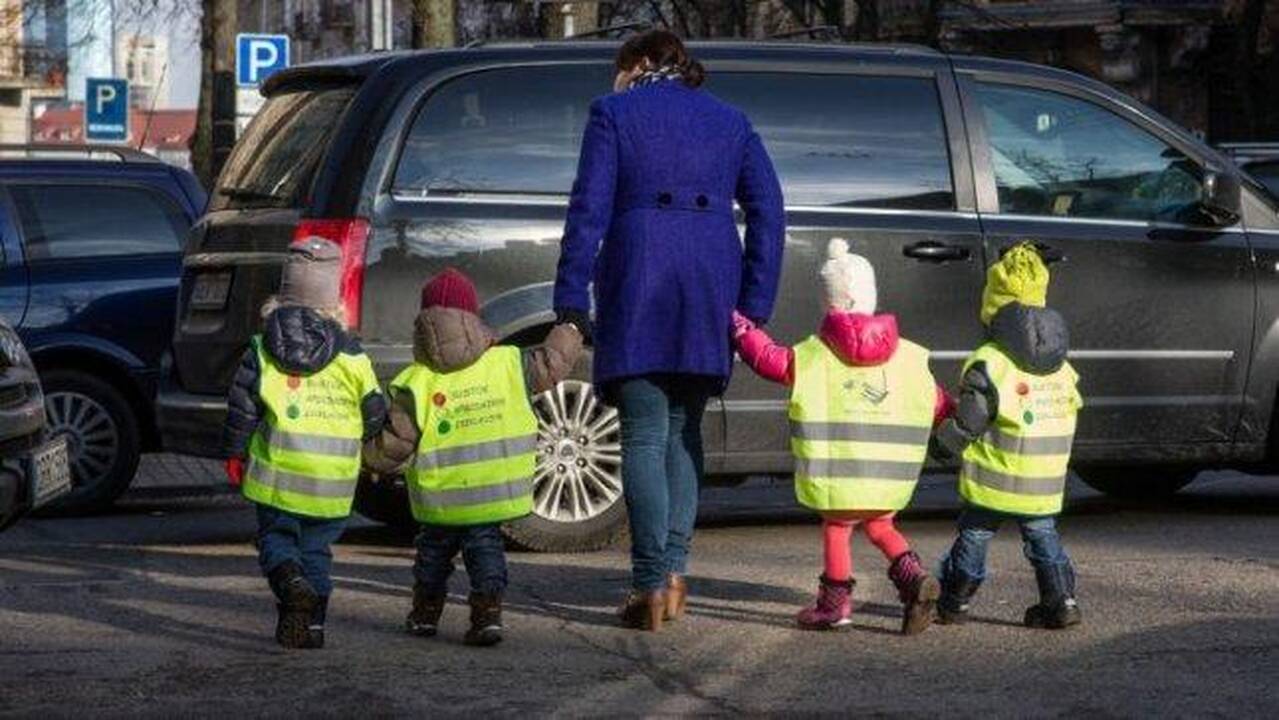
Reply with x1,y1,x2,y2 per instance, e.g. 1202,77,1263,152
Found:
44,391,118,489
531,380,622,523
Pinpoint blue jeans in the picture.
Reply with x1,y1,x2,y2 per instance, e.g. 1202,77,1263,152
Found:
255,503,348,598
414,523,507,597
939,505,1075,601
615,375,714,592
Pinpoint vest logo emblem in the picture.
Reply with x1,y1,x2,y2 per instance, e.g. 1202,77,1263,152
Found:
287,375,301,390
433,392,447,407
287,405,301,420
842,368,889,406
437,419,452,435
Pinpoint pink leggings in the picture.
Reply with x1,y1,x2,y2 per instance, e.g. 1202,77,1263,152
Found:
822,514,911,582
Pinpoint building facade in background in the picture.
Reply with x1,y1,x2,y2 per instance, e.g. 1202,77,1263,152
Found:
117,33,168,108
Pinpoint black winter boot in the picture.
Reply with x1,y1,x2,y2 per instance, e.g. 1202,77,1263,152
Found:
464,592,503,647
1024,563,1081,630
302,596,328,649
406,584,447,637
267,561,319,649
937,573,982,626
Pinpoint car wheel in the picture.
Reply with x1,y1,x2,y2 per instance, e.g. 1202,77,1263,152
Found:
37,370,141,514
503,379,627,553
1077,466,1198,499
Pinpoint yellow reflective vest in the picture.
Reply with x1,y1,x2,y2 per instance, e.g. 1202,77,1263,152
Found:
959,344,1082,516
243,337,381,519
789,336,937,512
391,346,537,526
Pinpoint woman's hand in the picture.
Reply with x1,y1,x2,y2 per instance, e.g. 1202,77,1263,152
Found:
731,310,756,341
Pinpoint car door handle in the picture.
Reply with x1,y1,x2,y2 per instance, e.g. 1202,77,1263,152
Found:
902,241,971,263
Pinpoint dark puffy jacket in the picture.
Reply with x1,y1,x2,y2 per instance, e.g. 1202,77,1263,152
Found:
361,306,582,475
936,303,1070,456
221,306,388,459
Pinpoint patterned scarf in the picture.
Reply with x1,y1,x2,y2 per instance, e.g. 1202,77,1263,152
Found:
629,64,685,88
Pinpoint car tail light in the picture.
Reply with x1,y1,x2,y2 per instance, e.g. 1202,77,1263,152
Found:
292,218,370,331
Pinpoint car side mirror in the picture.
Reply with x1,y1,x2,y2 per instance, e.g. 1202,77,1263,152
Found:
1199,170,1241,227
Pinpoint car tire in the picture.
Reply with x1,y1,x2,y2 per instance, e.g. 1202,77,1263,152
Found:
1077,466,1198,499
36,370,141,515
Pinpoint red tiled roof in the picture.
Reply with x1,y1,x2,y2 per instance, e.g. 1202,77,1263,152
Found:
32,106,196,150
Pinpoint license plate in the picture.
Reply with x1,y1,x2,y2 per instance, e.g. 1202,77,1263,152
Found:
190,271,233,310
26,437,71,509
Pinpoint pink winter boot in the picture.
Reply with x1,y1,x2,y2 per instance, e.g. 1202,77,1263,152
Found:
888,551,941,636
796,575,854,631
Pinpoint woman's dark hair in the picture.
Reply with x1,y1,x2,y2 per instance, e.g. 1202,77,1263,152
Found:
616,30,706,88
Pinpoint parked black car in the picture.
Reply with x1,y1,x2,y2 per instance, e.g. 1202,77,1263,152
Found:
159,42,1279,551
0,315,69,530
0,145,206,512
1220,143,1279,199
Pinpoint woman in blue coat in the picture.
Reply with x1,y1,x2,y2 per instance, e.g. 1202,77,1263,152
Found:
554,31,786,631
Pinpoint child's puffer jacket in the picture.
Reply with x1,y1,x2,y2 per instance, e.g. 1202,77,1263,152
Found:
220,306,388,459
360,307,582,475
936,302,1070,457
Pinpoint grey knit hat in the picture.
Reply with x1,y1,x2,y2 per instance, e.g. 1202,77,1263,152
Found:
278,237,342,310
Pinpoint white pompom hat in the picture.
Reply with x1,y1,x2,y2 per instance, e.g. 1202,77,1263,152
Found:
820,238,877,314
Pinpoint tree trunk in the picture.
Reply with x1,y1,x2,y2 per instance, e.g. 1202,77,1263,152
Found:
192,0,235,190
412,0,456,48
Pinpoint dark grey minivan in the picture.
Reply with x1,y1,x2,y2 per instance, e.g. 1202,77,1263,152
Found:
159,42,1279,551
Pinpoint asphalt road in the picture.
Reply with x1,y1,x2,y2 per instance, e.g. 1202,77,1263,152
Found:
1,469,1277,717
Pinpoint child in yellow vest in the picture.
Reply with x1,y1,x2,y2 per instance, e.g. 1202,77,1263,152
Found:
732,239,953,634
935,243,1084,629
221,238,387,649
363,269,582,646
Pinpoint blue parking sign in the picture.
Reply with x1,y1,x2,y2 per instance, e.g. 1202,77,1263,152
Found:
237,34,290,87
84,78,129,143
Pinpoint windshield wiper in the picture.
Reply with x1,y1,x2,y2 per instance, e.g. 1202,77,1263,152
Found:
218,186,288,204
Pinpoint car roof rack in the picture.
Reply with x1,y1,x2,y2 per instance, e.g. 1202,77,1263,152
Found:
567,21,653,40
0,144,160,163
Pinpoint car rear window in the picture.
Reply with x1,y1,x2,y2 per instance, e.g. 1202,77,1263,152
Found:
213,85,356,210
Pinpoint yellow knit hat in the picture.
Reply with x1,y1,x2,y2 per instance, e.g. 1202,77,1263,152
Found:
980,242,1049,326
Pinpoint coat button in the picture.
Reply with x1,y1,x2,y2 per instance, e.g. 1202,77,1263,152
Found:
696,194,709,208
657,192,672,206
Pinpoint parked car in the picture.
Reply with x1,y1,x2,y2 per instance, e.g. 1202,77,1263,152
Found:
159,42,1279,551
0,316,70,530
0,145,206,512
1220,142,1279,199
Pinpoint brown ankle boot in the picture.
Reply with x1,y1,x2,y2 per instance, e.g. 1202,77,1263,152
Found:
664,574,687,621
618,590,665,631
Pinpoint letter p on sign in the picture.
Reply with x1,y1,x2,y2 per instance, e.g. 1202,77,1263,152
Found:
236,34,290,88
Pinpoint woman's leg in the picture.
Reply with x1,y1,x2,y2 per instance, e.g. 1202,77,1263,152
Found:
662,377,711,579
617,377,673,592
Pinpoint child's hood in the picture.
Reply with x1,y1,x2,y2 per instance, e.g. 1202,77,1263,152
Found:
262,305,344,375
819,310,899,367
414,306,495,372
989,302,1069,374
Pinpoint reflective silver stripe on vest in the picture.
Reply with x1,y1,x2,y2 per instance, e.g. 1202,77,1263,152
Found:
796,458,922,481
961,462,1066,496
245,461,357,498
410,477,532,508
791,421,931,445
415,435,538,470
265,428,361,458
980,427,1074,456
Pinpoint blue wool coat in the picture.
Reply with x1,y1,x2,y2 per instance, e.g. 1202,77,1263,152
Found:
553,79,786,389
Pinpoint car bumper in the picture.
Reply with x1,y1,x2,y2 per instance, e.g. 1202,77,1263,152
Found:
156,389,226,458
0,460,30,531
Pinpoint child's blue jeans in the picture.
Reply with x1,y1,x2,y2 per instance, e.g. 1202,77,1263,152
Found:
414,523,507,597
939,504,1073,591
255,503,347,598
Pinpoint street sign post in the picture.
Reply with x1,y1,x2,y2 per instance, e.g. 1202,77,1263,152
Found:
84,78,129,143
236,34,290,88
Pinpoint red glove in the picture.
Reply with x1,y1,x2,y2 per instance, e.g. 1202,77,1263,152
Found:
224,457,245,487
